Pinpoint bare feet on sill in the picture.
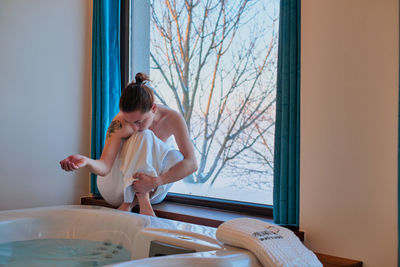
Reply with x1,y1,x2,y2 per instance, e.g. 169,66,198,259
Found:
139,206,156,217
137,192,156,217
117,202,133,212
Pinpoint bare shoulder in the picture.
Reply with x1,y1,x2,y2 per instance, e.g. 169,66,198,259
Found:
159,106,186,129
159,105,183,121
106,113,133,139
158,106,194,157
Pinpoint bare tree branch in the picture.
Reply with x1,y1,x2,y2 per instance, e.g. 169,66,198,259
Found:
150,0,279,185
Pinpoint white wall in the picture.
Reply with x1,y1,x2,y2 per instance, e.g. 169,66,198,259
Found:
0,0,92,210
301,1,398,266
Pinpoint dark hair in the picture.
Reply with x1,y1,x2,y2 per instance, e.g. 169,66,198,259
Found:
119,73,154,113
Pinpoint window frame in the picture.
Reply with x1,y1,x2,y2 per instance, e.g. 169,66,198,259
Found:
123,0,273,220
165,193,273,218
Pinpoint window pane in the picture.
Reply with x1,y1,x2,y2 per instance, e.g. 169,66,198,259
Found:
150,0,279,205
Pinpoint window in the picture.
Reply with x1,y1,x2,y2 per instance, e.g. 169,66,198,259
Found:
127,0,279,207
149,0,279,206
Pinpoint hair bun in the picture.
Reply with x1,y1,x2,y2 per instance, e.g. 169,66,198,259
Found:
135,72,150,84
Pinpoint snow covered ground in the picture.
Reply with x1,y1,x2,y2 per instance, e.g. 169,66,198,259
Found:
169,178,273,205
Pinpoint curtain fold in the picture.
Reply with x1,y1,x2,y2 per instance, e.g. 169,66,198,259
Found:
397,4,400,266
273,0,301,226
91,0,121,194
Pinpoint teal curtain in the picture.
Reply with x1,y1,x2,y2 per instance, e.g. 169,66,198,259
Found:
398,22,400,267
91,0,121,194
273,0,301,226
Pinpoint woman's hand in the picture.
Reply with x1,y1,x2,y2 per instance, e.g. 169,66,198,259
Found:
60,154,89,171
132,172,160,194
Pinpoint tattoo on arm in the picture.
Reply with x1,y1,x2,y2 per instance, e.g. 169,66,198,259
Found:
106,120,122,139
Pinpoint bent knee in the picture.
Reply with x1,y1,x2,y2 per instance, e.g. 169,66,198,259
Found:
132,129,154,142
125,129,155,147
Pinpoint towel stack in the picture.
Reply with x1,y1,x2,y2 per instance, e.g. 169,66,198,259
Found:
216,218,322,267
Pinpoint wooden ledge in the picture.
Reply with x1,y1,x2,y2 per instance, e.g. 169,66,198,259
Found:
80,196,273,226
314,253,362,267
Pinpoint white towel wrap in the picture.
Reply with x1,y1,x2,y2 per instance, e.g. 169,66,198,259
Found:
216,218,322,267
97,130,183,207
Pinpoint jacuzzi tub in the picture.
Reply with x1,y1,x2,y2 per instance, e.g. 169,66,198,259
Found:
0,205,260,266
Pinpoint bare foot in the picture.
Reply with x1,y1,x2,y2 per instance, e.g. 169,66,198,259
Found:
139,205,156,217
117,202,132,211
137,193,156,217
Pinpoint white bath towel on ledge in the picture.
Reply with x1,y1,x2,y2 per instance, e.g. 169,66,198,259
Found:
216,218,322,267
97,130,183,207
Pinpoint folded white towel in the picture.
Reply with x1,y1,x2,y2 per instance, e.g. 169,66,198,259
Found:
120,130,171,203
216,218,322,267
97,130,183,206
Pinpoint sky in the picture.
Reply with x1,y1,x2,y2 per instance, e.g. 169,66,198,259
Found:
149,0,279,205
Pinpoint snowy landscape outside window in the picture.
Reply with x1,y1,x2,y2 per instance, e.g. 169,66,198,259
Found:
150,0,279,205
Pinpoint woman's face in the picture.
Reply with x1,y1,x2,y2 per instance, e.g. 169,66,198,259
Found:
121,105,156,132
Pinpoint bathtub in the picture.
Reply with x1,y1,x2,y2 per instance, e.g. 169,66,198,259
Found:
0,205,260,266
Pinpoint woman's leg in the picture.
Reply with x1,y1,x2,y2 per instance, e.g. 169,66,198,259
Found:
117,198,138,211
118,192,156,215
136,192,156,216
117,130,182,215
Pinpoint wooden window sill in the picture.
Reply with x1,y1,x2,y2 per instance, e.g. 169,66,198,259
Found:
80,196,274,226
80,196,362,267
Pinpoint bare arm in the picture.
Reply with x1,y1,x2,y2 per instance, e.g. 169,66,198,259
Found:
85,120,123,176
157,112,197,185
60,117,128,176
133,111,197,193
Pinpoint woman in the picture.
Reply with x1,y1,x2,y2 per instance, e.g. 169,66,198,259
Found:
60,73,197,216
